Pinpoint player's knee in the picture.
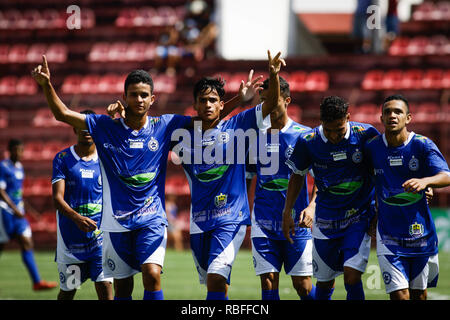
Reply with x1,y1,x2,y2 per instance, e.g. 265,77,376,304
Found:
260,273,279,290
410,289,427,300
343,267,362,285
57,289,76,300
206,273,227,292
142,264,162,290
292,277,311,297
390,289,410,300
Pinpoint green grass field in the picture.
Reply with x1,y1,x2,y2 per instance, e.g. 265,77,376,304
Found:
0,249,449,300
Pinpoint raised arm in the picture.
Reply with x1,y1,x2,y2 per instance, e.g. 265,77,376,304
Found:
261,50,285,119
281,172,306,244
31,55,87,129
52,180,97,232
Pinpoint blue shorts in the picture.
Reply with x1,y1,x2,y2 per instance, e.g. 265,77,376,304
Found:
0,208,31,243
190,223,247,285
57,245,112,291
252,236,313,276
102,223,167,279
312,217,372,282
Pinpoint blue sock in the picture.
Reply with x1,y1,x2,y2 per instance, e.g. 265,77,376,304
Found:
300,284,316,300
315,286,334,300
262,289,280,300
345,281,365,300
21,249,40,284
114,296,132,300
143,289,164,300
206,291,227,300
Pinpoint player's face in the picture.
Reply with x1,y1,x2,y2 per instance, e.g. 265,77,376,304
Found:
259,89,290,122
322,115,349,144
381,100,411,133
75,128,94,146
9,144,24,162
123,82,155,117
194,88,224,122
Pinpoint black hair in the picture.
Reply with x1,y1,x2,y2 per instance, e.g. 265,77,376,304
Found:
319,96,349,122
261,76,290,98
382,94,410,113
8,138,23,151
124,69,154,95
193,77,225,101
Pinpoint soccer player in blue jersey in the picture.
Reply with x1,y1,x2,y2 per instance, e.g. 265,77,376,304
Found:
32,55,260,300
283,96,379,300
170,51,284,300
246,76,317,300
0,139,57,291
363,94,450,300
52,109,113,300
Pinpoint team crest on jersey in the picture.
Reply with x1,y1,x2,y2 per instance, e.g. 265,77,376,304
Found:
409,222,424,238
352,149,363,163
285,146,294,159
214,193,227,208
217,132,230,144
409,156,419,171
383,272,392,284
148,137,159,151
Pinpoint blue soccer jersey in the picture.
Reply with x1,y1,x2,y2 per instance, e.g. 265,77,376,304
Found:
286,121,379,239
247,119,312,240
52,146,103,262
364,132,450,257
174,104,271,233
85,114,192,231
0,159,25,214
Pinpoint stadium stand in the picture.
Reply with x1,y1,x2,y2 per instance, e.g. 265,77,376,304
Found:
0,0,448,248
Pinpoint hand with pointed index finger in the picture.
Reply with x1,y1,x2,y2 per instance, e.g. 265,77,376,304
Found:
239,69,264,103
31,55,51,86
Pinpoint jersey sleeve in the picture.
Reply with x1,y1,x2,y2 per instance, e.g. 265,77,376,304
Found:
285,134,311,175
423,138,450,177
51,152,66,184
85,114,110,139
0,163,6,190
162,114,192,136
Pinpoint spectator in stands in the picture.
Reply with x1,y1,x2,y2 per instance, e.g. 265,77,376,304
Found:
384,0,400,51
0,139,57,291
352,0,373,53
165,193,183,251
154,26,182,76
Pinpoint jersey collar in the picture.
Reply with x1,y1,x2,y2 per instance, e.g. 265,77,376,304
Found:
382,131,415,147
120,116,149,135
70,145,98,162
319,121,350,143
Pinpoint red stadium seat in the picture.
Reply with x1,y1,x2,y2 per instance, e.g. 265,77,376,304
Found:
41,9,65,29
20,10,40,29
79,75,100,94
108,42,128,62
381,69,403,90
0,109,8,128
27,44,47,63
154,74,176,93
388,37,409,56
134,7,157,27
156,6,178,26
126,42,147,62
304,71,328,91
407,37,428,56
23,141,43,161
62,74,82,94
88,42,109,62
413,103,440,123
98,74,121,94
116,8,138,28
0,44,9,63
227,72,248,92
46,43,67,63
81,8,95,28
0,76,17,95
289,71,307,92
16,76,37,95
350,103,379,124
443,70,450,89
8,44,28,63
401,69,423,89
422,69,443,89
33,108,66,127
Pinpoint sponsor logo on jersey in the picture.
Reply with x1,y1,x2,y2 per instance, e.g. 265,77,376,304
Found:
80,168,95,178
382,192,423,207
328,181,363,195
331,151,347,161
195,165,229,182
119,172,156,187
214,193,227,208
260,178,289,191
